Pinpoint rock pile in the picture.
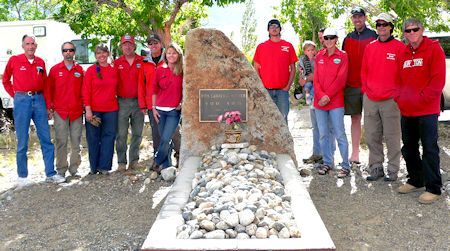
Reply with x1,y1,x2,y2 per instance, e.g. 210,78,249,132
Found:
177,145,301,239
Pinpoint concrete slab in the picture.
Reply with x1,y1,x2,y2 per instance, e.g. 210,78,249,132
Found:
142,155,335,251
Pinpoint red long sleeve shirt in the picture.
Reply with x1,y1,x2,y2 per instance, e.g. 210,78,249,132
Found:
2,54,50,107
48,61,84,121
396,37,446,117
82,64,119,112
361,38,406,101
313,48,348,111
137,56,165,109
152,66,183,108
342,28,377,88
113,54,144,98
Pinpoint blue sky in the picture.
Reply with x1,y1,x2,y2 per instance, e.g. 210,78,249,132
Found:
202,0,299,50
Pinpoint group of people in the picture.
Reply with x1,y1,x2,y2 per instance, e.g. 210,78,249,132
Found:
2,7,446,204
3,33,184,186
254,8,445,204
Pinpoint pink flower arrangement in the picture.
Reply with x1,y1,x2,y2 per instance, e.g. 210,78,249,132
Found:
217,111,242,130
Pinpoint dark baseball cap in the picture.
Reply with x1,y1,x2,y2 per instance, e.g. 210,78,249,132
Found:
267,19,282,30
351,7,366,16
147,33,161,43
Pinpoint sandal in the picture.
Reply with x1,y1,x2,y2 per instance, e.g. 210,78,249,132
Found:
337,168,351,178
349,160,361,165
318,165,331,175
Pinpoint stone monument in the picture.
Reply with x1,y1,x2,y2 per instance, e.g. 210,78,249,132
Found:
181,28,296,164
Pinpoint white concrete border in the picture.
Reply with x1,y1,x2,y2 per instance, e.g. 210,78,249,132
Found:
141,155,335,250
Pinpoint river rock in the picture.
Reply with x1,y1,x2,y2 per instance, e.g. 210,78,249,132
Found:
236,233,250,239
255,227,268,239
204,230,225,239
161,166,177,181
200,220,215,231
189,230,204,239
239,209,255,226
278,227,291,238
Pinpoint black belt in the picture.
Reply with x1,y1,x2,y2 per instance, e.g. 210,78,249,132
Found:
15,91,43,96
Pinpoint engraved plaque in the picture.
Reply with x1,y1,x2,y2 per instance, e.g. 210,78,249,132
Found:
199,89,247,122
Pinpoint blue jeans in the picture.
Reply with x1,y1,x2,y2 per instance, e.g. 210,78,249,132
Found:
315,107,349,169
266,89,289,123
310,108,336,156
13,93,55,178
401,114,441,195
154,109,181,168
85,111,118,172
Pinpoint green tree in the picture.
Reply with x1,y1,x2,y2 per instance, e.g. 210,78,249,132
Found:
240,0,257,59
0,0,59,21
55,0,245,47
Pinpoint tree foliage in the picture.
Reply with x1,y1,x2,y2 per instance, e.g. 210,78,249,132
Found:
240,0,257,59
0,0,59,21
54,0,245,47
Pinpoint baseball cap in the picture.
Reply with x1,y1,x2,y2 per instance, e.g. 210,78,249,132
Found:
121,34,135,44
323,28,338,37
147,33,161,43
374,13,394,23
351,7,366,16
267,19,282,30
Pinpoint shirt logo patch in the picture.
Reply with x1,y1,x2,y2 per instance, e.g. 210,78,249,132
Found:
403,58,423,68
20,66,27,71
386,53,396,60
74,72,81,78
136,63,141,68
36,66,44,73
318,59,324,64
333,58,341,64
59,72,63,77
281,46,290,52
118,65,124,70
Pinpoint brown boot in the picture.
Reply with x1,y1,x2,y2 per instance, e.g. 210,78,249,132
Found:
418,192,440,204
398,183,425,194
118,163,127,172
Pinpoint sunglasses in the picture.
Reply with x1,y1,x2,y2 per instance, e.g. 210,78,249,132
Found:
269,24,280,29
148,41,159,45
404,27,420,33
376,23,390,27
62,48,75,52
324,36,337,40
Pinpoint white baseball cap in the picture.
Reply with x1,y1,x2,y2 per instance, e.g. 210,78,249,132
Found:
323,28,338,37
375,13,394,23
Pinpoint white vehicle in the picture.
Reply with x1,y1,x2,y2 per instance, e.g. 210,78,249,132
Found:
425,32,449,110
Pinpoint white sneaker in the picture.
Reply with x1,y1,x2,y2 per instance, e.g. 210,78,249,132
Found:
305,93,312,105
46,174,66,183
16,177,35,188
295,93,303,100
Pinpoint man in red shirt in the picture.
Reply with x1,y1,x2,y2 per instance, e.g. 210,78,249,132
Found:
342,7,377,164
396,18,446,204
138,34,180,165
253,19,298,123
2,35,65,186
114,34,144,171
48,42,84,179
361,13,406,182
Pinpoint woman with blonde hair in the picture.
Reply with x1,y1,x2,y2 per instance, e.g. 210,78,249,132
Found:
82,44,119,175
151,43,183,175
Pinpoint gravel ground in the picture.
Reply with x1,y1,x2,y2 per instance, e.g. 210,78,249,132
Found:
0,108,449,250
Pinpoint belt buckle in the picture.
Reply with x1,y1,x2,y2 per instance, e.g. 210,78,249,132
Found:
27,91,33,96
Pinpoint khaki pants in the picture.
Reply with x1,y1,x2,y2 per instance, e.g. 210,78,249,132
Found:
363,94,401,173
54,112,82,175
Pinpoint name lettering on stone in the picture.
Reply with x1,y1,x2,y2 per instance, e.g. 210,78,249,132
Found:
199,89,248,122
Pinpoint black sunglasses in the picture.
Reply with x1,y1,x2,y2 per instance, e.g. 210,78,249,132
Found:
62,48,75,52
376,23,390,27
148,41,159,45
404,27,420,33
324,36,337,40
269,24,280,29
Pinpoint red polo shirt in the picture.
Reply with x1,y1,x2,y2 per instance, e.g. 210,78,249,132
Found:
82,64,119,112
113,54,144,98
137,57,165,109
48,61,84,121
2,53,50,107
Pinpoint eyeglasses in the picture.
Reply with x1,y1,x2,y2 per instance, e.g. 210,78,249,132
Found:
62,48,75,52
376,23,390,27
404,27,420,33
148,41,159,45
269,24,280,29
324,36,337,40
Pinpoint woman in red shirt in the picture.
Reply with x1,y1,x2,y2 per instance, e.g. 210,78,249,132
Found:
151,43,183,174
313,28,350,178
82,44,119,175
